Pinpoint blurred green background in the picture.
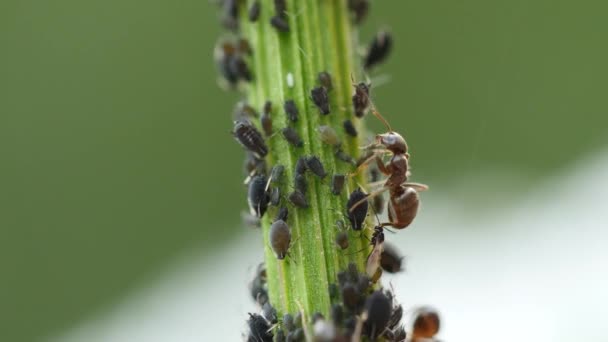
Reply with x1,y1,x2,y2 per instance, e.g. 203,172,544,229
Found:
1,0,606,341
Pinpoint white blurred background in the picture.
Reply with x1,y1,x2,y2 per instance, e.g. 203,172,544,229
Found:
55,151,608,342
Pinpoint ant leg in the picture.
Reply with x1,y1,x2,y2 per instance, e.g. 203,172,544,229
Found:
403,182,429,192
348,186,390,213
374,153,390,175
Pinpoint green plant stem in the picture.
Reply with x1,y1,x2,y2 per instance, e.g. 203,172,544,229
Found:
241,0,371,323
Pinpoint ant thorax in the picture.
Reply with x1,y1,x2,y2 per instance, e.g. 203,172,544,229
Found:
376,132,407,154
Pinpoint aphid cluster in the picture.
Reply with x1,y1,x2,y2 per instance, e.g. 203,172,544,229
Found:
214,2,440,341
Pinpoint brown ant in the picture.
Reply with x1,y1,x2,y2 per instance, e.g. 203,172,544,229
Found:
348,104,428,229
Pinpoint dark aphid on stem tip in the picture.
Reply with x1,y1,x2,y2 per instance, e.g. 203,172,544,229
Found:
270,15,290,32
248,1,260,22
317,125,341,147
281,127,303,147
295,156,308,175
247,313,273,342
310,86,330,115
284,99,299,122
305,156,327,179
228,55,252,82
248,175,270,217
233,120,268,158
294,174,307,195
346,188,368,230
249,263,268,306
348,0,370,24
412,307,441,339
380,242,404,273
335,231,349,250
269,214,291,260
317,71,333,91
260,101,273,136
288,190,309,208
363,291,392,340
364,31,393,70
352,82,371,118
331,174,346,195
343,119,358,137
283,313,295,332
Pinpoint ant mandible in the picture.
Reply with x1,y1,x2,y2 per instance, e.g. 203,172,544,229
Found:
349,92,428,229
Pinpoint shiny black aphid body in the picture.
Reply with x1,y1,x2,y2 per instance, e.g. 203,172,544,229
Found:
228,56,252,82
380,242,403,273
295,157,308,174
364,31,393,70
331,174,345,195
318,71,333,91
288,190,308,208
310,87,330,115
234,120,268,158
249,263,268,306
262,302,278,324
270,216,291,260
294,174,307,194
352,82,371,118
282,127,303,147
271,0,289,33
343,119,358,137
284,100,299,122
248,1,260,22
248,313,273,342
220,0,239,31
363,291,392,339
248,175,270,217
305,156,327,179
346,188,368,230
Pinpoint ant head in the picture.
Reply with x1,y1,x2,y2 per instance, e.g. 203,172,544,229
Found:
376,131,408,154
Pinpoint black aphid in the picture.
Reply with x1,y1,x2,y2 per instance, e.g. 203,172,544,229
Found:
343,119,358,137
247,313,273,342
335,231,349,250
335,149,355,165
281,127,303,147
317,125,340,147
248,1,261,22
305,156,327,179
331,174,346,195
380,242,404,273
243,152,267,178
283,313,295,332
392,326,407,342
295,156,308,175
294,174,307,194
228,55,252,82
234,120,268,158
276,206,289,221
347,188,368,230
364,31,393,70
249,263,268,306
262,302,278,324
348,0,369,24
270,187,280,206
220,0,239,31
388,304,404,330
288,190,309,208
275,329,286,342
260,102,273,136
270,15,290,32
287,328,303,342
352,82,371,118
317,71,333,91
270,216,291,260
310,86,330,115
284,99,299,122
248,175,270,217
363,291,392,339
